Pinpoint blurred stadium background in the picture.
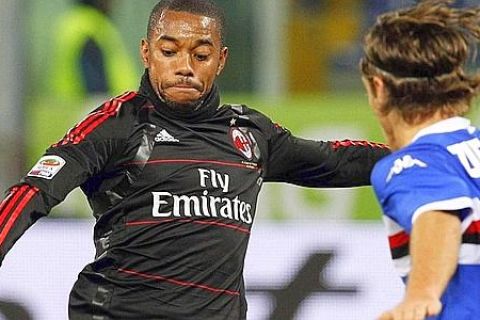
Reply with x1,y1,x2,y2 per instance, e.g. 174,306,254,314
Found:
0,0,479,319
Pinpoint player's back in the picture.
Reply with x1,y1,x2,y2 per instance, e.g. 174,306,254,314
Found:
372,117,480,320
413,118,480,196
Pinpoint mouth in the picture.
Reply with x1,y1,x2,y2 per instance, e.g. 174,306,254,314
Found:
168,86,202,97
159,79,205,103
172,84,198,90
168,78,203,92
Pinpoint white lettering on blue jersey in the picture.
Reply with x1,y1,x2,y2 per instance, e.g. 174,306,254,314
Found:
447,138,480,178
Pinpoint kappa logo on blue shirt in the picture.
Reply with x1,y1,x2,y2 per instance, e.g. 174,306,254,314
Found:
386,155,427,182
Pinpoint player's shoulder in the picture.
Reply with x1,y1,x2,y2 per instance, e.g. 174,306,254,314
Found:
221,103,269,119
221,103,279,132
58,91,143,145
84,91,142,119
93,91,151,129
372,143,449,188
109,91,146,118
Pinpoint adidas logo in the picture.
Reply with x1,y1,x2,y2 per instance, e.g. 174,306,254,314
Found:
155,129,179,143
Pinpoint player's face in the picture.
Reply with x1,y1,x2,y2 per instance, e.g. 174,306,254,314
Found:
141,10,228,107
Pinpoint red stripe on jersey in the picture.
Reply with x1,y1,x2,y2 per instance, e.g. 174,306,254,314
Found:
72,109,115,144
54,100,114,147
0,186,19,215
331,140,389,150
125,159,259,170
388,231,410,249
71,96,125,144
63,100,114,146
0,186,39,246
192,219,250,234
125,219,176,226
69,103,114,145
72,91,136,144
72,92,130,143
53,91,137,147
126,218,251,234
117,268,240,296
0,185,30,228
465,220,480,235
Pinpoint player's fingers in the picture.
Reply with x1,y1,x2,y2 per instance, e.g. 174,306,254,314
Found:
377,310,394,320
411,305,428,320
426,301,442,316
380,307,424,320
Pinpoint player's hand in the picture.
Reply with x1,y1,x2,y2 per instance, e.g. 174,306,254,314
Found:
377,298,442,320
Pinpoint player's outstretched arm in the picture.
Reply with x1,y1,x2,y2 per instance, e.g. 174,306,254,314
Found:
0,92,137,267
265,134,390,188
378,210,461,320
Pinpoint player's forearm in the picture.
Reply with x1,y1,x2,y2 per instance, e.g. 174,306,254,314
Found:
328,139,390,186
266,137,389,187
0,184,50,266
406,210,461,301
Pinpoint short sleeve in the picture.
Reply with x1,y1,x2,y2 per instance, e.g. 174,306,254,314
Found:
372,147,473,232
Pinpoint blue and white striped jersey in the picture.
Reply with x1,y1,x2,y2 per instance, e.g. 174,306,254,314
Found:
372,116,480,320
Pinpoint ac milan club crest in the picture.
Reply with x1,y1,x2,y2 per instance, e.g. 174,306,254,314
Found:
230,127,255,160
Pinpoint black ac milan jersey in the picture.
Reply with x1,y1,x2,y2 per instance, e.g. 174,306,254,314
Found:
0,73,389,319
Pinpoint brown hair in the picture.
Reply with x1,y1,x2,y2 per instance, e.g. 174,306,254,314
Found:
361,0,480,124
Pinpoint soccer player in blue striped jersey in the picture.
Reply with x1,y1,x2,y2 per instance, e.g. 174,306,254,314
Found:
361,1,480,319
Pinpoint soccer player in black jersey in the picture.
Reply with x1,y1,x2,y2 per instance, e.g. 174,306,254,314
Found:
0,1,389,319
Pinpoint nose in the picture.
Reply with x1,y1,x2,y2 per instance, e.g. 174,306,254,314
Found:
175,53,194,77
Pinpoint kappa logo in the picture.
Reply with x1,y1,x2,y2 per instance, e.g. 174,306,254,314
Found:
155,129,179,143
386,155,427,182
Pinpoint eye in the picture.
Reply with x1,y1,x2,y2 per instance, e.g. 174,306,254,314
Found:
161,49,176,57
194,53,209,61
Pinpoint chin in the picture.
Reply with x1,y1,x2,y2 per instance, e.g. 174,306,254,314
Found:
161,90,206,110
163,97,203,112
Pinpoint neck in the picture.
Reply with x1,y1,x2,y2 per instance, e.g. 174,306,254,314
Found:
157,93,206,114
139,70,221,122
381,110,451,150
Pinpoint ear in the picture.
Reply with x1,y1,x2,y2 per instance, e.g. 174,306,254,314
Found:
216,47,229,76
371,76,386,99
369,76,388,113
140,39,150,68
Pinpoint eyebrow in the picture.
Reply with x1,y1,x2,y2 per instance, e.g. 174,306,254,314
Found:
158,35,215,48
158,35,179,43
194,38,214,47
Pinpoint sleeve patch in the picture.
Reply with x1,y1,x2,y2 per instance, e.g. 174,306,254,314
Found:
27,155,66,180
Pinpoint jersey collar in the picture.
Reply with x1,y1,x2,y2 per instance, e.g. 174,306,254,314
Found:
138,70,221,122
411,116,473,143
